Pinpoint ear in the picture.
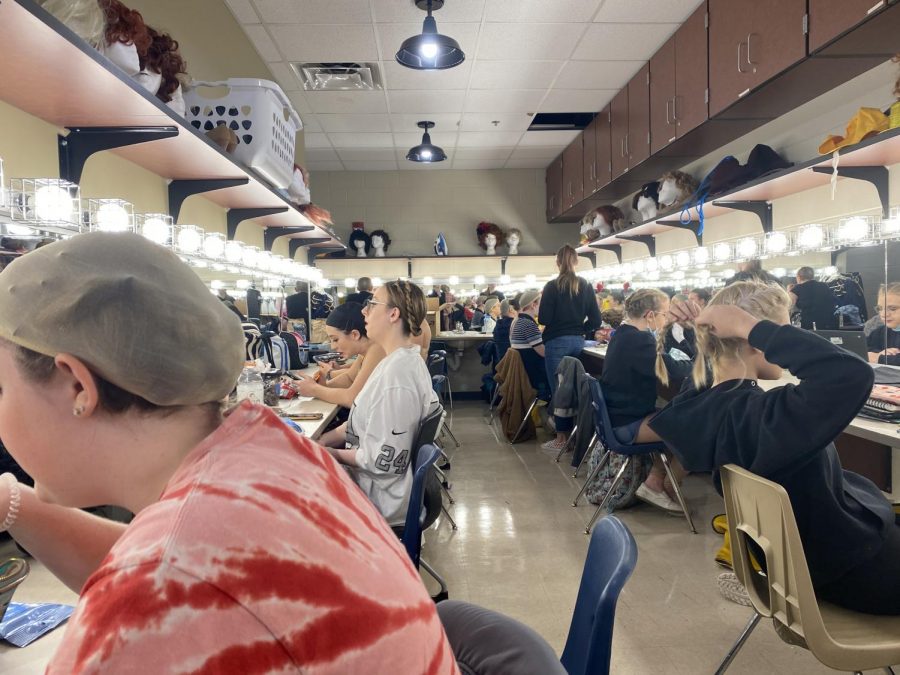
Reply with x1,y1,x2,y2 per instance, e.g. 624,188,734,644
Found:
53,353,100,418
349,329,361,341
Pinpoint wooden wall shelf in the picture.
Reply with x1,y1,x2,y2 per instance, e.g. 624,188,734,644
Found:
0,0,343,252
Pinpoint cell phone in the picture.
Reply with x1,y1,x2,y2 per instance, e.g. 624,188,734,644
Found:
288,412,324,421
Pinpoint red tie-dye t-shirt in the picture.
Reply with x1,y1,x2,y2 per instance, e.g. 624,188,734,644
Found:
47,401,459,675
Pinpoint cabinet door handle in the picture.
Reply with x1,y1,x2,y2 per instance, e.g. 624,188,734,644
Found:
665,98,671,125
746,33,758,72
625,135,629,157
671,96,678,122
737,41,748,73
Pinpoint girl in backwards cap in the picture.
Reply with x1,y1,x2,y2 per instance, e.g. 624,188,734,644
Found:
0,232,458,674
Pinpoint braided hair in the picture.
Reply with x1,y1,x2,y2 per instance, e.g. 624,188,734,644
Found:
384,280,426,337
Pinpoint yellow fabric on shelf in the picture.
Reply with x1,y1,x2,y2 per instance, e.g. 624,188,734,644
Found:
818,107,889,155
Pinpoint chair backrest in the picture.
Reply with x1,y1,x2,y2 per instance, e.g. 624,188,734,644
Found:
720,465,828,651
586,375,664,455
560,516,638,675
427,350,448,377
411,404,444,460
400,443,442,567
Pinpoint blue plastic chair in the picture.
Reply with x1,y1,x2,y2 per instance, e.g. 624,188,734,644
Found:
560,516,638,675
572,376,696,535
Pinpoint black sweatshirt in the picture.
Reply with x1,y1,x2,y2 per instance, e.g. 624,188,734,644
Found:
600,324,692,427
538,277,602,343
650,321,893,588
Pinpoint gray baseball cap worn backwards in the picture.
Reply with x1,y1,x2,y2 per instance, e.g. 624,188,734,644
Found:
0,232,245,405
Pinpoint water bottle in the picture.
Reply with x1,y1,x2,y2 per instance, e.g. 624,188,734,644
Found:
236,363,265,404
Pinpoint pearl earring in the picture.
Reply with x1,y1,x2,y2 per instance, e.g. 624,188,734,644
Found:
73,405,85,417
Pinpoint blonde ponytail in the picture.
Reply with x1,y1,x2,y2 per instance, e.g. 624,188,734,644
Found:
655,324,672,387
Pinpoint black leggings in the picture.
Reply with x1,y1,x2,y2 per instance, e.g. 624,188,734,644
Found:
816,516,900,615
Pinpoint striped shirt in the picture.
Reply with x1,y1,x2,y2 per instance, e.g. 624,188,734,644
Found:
47,402,459,675
511,313,543,349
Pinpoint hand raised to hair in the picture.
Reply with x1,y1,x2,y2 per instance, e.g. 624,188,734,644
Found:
668,296,702,325
695,305,760,340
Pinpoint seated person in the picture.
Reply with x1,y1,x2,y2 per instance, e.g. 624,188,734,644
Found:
0,233,458,671
510,290,549,399
440,293,469,331
295,302,386,408
867,282,900,366
654,282,900,615
492,300,517,362
482,298,501,334
325,281,441,527
601,289,687,513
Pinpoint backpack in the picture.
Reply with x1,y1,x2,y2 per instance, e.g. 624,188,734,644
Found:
280,331,309,369
269,335,290,372
584,440,652,511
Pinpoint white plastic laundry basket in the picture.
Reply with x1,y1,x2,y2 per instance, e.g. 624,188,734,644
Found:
184,78,302,189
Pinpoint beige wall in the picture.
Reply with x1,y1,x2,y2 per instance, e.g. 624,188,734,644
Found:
310,168,569,257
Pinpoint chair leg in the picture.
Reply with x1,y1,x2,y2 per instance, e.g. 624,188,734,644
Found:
713,613,761,675
572,446,610,506
572,433,597,478
510,398,539,443
440,481,455,505
555,423,577,462
441,504,458,530
444,425,461,448
658,452,697,534
584,456,632,534
420,558,449,602
446,381,453,410
488,386,501,423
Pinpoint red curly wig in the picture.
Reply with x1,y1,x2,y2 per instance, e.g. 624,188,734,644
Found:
146,27,187,103
99,0,151,62
476,222,506,251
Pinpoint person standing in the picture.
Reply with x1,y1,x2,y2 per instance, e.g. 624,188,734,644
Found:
790,266,838,329
345,277,374,305
538,245,602,451
285,281,309,336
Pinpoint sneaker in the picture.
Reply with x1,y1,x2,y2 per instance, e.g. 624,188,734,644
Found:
541,438,567,451
635,483,683,514
717,572,752,606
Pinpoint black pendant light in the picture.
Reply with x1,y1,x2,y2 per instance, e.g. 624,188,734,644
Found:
395,0,465,70
406,121,447,163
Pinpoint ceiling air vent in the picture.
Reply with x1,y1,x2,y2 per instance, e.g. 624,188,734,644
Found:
291,63,383,91
527,112,596,131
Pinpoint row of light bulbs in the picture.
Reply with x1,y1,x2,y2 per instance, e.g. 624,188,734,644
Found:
0,169,321,283
585,213,898,283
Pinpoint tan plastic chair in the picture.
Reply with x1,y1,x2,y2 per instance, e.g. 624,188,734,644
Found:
716,464,900,674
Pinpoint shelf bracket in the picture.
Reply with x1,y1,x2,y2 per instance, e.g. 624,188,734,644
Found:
711,200,773,233
811,165,889,217
227,207,289,241
618,234,656,257
58,126,178,184
168,178,248,222
306,243,342,265
589,244,622,263
658,219,704,246
577,251,596,268
263,226,314,252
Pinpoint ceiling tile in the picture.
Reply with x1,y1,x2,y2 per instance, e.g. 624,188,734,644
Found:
451,159,507,170
303,132,333,148
539,89,616,113
306,160,344,171
306,91,388,114
553,60,644,90
518,130,580,146
469,60,563,90
372,0,486,23
244,24,282,61
459,112,532,132
318,114,392,133
253,0,372,23
508,145,563,159
299,114,322,132
268,24,378,61
504,157,553,169
328,132,394,148
393,132,456,149
225,0,259,24
456,132,523,147
287,92,312,114
390,113,462,133
343,160,400,171
476,23,584,60
454,146,516,160
380,59,472,90
572,23,678,61
375,23,480,62
464,90,545,114
396,160,444,171
335,148,398,162
594,0,704,23
267,61,301,91
485,0,603,23
388,90,466,113
303,147,340,162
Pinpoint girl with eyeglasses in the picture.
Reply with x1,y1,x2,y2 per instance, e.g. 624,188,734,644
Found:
867,282,900,366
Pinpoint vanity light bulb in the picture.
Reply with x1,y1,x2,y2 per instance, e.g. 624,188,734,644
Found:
236,279,251,290
224,241,244,263
693,247,709,265
838,217,868,242
713,243,731,262
448,275,459,285
766,232,788,254
95,201,130,232
242,246,260,268
345,277,356,288
798,224,824,249
631,259,645,274
142,216,171,245
423,276,434,286
883,218,900,234
210,280,225,290
737,237,757,258
500,274,511,285
645,257,658,272
35,185,72,222
671,270,685,280
202,233,226,259
675,250,690,268
620,263,632,276
525,274,537,285
474,275,485,285
659,255,674,271
176,226,202,254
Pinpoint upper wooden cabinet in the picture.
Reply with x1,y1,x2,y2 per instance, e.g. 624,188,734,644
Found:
545,155,563,220
609,88,629,180
595,105,612,192
650,36,677,155
708,0,806,117
673,3,709,140
582,117,598,197
808,0,887,53
562,136,584,210
627,64,651,168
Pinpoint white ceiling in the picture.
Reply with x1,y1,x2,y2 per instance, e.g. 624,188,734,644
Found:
225,0,704,171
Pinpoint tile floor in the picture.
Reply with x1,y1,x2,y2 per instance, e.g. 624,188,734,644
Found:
0,401,886,673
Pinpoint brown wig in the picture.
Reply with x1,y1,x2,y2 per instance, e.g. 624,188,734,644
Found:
145,27,187,103
298,203,333,226
99,0,151,62
476,222,506,251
